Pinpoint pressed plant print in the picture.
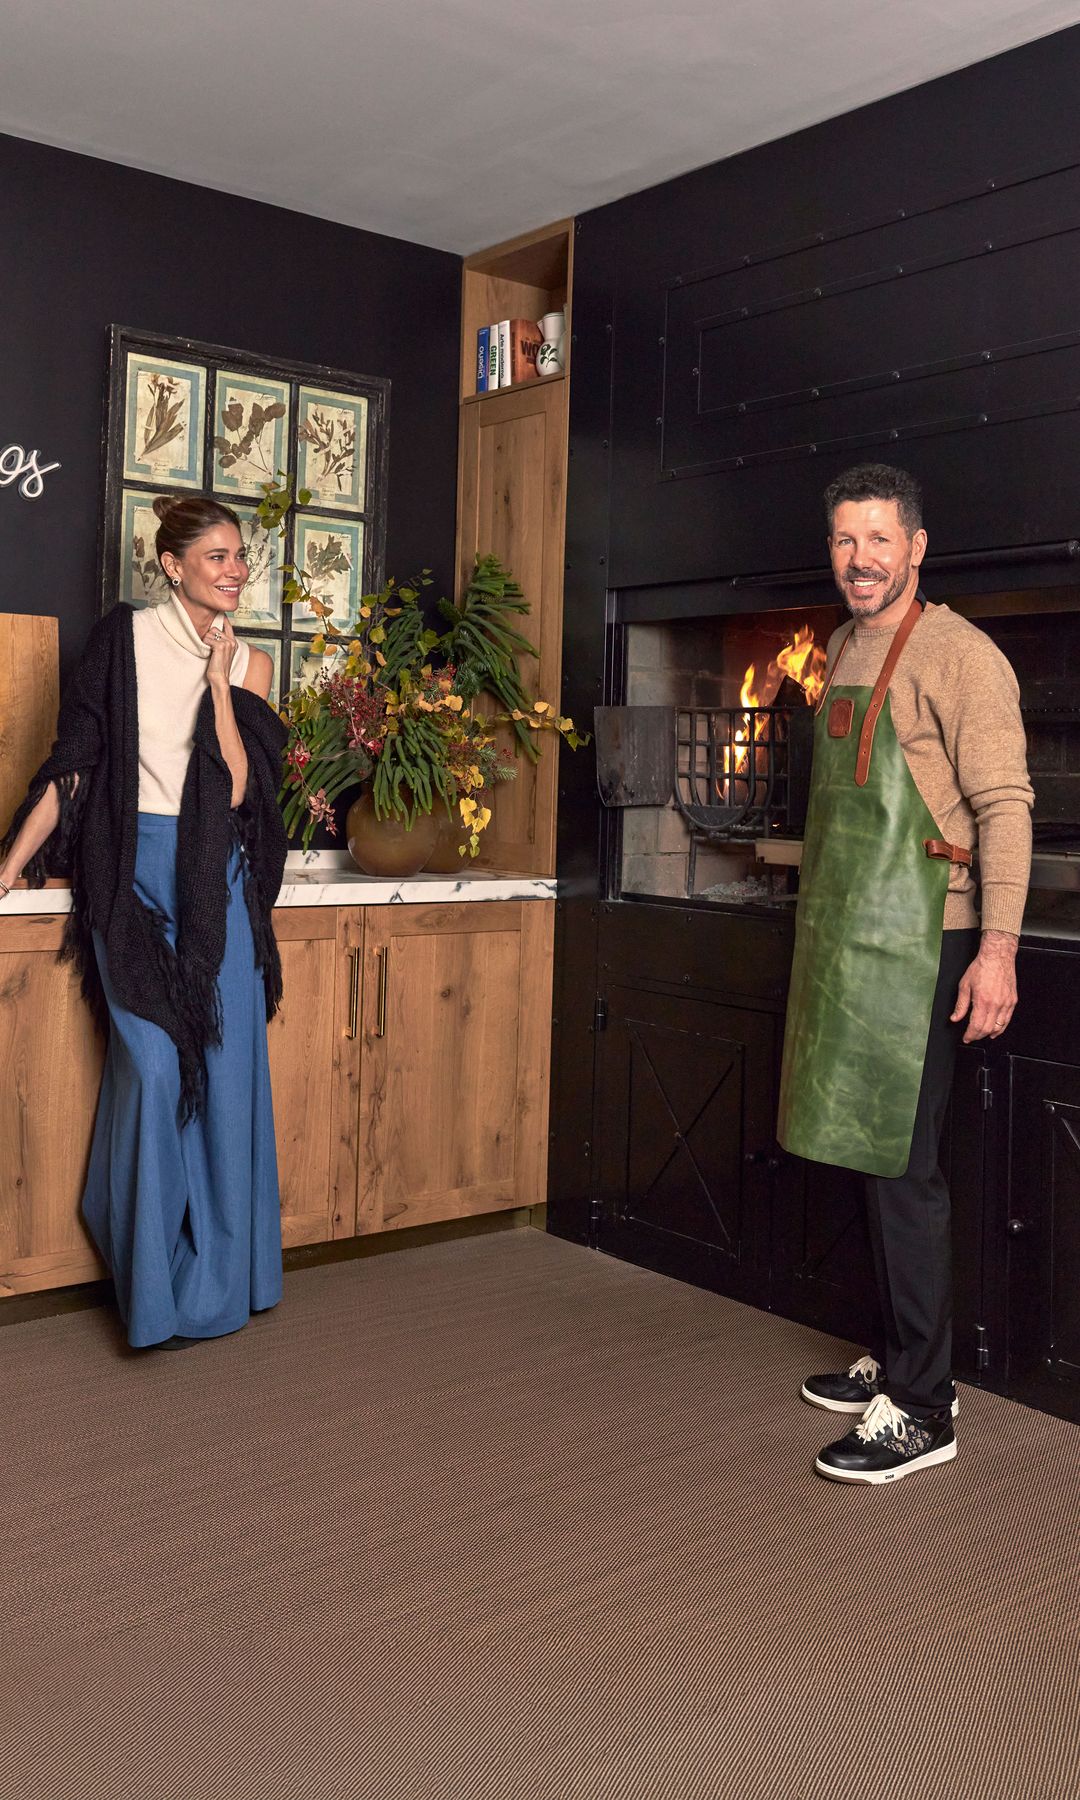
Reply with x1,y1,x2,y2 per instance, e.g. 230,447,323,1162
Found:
291,516,364,636
230,504,283,627
212,374,290,496
297,387,367,511
118,490,170,606
122,355,205,487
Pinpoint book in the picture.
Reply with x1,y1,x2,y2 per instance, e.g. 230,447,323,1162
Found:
497,320,512,389
476,325,489,393
507,318,543,384
487,323,499,390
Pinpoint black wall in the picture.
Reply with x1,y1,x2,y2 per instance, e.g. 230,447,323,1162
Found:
0,134,461,683
550,22,1080,1242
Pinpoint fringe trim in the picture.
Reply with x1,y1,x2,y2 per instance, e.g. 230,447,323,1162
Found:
2,769,89,885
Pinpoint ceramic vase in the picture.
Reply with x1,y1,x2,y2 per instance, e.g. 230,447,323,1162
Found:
537,310,565,377
345,789,438,878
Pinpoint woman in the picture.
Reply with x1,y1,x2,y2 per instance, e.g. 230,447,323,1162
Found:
0,496,289,1350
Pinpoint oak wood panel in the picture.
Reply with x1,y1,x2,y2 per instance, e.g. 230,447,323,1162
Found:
456,380,567,875
0,945,105,1295
357,902,552,1233
269,907,362,1247
0,613,59,840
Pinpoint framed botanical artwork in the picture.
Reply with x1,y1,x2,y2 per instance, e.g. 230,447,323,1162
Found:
291,516,365,636
231,504,283,629
237,634,283,704
101,327,390,699
123,353,205,488
297,386,368,512
212,372,290,497
118,488,172,608
289,637,347,693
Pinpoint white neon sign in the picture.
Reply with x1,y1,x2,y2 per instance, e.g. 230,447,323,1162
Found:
0,443,62,500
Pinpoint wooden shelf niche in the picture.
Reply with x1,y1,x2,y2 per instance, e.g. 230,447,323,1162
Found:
455,219,573,878
459,218,572,402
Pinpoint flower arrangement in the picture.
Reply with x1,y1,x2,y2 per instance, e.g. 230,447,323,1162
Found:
258,478,585,855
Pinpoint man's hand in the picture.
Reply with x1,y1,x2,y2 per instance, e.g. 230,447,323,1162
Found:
951,929,1019,1042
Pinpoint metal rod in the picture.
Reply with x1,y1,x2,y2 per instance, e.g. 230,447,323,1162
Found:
376,946,389,1039
346,946,360,1040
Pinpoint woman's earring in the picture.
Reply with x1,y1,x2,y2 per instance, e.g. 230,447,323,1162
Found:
171,577,181,587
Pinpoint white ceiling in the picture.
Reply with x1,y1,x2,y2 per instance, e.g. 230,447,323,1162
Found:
2,0,1078,254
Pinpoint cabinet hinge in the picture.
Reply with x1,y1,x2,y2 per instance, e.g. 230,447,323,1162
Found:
975,1323,990,1372
978,1066,993,1111
594,995,608,1032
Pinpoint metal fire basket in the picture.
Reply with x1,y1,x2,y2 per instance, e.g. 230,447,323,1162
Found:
674,704,790,836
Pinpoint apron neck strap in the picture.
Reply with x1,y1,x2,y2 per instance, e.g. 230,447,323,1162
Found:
854,596,923,787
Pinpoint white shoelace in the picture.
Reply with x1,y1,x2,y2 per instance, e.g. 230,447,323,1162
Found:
849,1355,881,1384
855,1394,907,1443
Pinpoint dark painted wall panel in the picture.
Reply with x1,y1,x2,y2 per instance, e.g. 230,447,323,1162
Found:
0,133,460,682
584,25,1080,591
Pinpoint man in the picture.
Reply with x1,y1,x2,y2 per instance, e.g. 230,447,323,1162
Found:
777,463,1032,1485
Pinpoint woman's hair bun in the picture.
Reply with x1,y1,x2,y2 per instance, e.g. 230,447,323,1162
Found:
152,494,180,523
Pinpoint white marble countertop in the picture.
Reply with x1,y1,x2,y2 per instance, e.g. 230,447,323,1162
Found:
3,851,556,915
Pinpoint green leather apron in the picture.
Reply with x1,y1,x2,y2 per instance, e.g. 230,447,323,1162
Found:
776,599,952,1178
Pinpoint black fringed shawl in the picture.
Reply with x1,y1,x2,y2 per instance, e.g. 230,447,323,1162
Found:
4,603,289,1119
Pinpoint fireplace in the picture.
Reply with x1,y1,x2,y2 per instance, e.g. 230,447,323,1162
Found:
597,586,1080,927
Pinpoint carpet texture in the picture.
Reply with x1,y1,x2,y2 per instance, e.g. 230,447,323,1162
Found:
2,1228,1079,1800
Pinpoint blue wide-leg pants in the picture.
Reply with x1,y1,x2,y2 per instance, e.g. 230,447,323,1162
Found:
82,813,283,1348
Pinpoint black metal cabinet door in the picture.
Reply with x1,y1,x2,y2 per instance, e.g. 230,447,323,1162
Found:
1004,1057,1080,1424
768,1154,877,1349
594,983,776,1306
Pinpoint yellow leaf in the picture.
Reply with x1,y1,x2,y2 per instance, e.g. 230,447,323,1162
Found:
446,694,463,712
375,650,387,667
511,709,524,721
477,806,492,831
348,639,363,655
359,605,372,619
533,700,551,714
311,635,326,654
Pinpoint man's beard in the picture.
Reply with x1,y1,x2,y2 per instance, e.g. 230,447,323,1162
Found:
836,559,912,619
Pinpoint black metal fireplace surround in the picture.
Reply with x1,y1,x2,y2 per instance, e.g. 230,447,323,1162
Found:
548,23,1080,1426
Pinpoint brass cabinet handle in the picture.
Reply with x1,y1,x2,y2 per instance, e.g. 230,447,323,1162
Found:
376,945,388,1038
346,946,361,1039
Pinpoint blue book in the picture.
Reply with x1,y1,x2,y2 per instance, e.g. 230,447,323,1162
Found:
476,325,489,393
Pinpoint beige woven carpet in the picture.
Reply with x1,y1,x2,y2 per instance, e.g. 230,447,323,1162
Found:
2,1228,1079,1800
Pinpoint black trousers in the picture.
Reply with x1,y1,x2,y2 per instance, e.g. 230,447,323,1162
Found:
864,926,980,1417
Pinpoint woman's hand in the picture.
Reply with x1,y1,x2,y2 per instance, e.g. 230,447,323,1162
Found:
205,614,239,688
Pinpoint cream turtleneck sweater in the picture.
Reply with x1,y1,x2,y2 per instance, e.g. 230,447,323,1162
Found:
131,596,250,815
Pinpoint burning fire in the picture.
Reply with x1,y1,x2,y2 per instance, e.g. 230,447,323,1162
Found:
742,623,826,710
718,624,826,803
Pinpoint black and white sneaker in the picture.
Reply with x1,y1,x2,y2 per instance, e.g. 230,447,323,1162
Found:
802,1354,959,1418
815,1394,957,1485
801,1354,886,1413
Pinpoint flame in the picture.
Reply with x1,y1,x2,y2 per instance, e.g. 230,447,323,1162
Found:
776,624,826,706
740,624,826,711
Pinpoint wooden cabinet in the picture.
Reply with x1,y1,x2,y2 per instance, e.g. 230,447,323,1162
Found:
357,901,553,1233
455,219,573,877
456,380,568,876
0,913,105,1296
0,897,555,1301
267,907,362,1248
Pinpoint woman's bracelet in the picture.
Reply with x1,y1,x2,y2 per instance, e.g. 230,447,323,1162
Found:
0,878,11,898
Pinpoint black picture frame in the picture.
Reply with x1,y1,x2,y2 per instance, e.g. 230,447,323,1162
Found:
100,325,391,705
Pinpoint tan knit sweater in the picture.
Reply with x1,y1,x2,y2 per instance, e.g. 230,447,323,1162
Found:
823,602,1033,935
